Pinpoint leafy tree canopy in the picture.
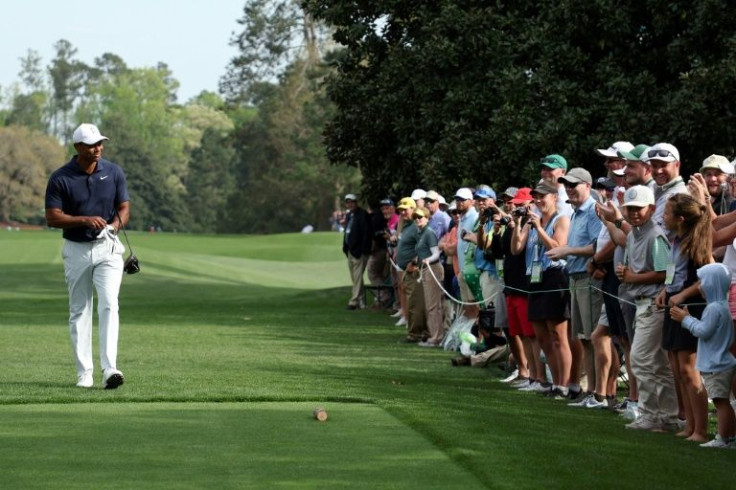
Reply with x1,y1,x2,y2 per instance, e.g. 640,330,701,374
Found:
304,0,736,200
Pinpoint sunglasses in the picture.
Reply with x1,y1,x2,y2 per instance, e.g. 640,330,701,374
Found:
455,197,468,202
413,215,426,220
647,149,674,159
563,182,581,189
424,198,435,204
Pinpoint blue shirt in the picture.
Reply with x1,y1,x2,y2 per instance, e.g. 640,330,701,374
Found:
45,157,130,242
428,210,451,240
566,196,601,274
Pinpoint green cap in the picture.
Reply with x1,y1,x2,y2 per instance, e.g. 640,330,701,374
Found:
539,154,567,170
617,144,649,162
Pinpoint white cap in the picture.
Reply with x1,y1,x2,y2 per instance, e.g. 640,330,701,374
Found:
612,168,626,176
700,154,735,175
596,141,634,158
72,123,108,145
410,188,427,200
643,143,679,163
454,188,474,200
622,185,655,207
344,193,357,201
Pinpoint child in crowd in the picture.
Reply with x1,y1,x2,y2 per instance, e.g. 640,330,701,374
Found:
656,194,712,442
670,264,736,448
616,186,679,432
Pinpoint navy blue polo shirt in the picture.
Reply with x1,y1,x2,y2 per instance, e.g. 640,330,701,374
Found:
45,156,130,242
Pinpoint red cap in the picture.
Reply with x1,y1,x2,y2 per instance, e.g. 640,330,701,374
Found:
509,187,533,204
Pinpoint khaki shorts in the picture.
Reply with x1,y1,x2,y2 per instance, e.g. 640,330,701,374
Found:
569,273,603,340
702,367,736,399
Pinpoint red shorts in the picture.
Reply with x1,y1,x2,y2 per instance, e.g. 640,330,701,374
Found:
506,294,535,337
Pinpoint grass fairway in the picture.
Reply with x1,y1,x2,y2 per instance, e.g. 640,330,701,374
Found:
0,229,733,489
0,402,482,489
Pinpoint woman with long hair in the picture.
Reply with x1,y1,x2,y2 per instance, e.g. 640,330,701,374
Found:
656,193,713,442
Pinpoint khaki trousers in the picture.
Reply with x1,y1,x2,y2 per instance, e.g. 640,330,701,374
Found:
422,262,445,344
347,254,368,307
629,300,678,424
403,269,426,340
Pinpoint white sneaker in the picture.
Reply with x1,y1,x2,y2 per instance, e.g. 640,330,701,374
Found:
531,382,552,393
501,369,519,383
582,396,607,409
395,316,407,326
568,394,595,407
102,369,124,390
518,381,539,392
390,310,403,318
620,402,639,420
625,417,661,431
700,435,733,448
76,372,93,388
512,378,530,388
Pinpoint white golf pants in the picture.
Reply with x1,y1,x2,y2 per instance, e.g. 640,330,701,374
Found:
62,228,124,377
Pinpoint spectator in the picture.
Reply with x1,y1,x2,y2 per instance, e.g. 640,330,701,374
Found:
366,199,394,309
425,190,451,240
656,193,712,442
671,264,736,448
511,179,571,397
455,187,481,321
647,143,688,234
394,197,426,342
699,155,734,216
494,187,545,388
411,189,427,209
548,168,603,402
539,154,573,217
616,185,679,432
413,206,444,347
342,193,372,310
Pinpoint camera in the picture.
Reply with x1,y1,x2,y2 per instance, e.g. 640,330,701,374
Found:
513,207,529,218
499,216,512,226
483,208,501,221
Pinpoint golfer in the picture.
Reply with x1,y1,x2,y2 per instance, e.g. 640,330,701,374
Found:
45,123,129,389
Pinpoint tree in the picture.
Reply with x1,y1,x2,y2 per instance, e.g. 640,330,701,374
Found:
222,0,359,233
0,126,64,223
5,50,48,132
48,39,87,142
304,0,736,200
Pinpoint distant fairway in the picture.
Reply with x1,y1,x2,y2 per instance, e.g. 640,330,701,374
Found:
0,229,733,489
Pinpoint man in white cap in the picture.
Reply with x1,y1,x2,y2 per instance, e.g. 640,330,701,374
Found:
45,123,129,389
646,142,688,233
411,189,427,209
699,154,734,216
425,190,451,240
455,187,480,320
342,193,372,310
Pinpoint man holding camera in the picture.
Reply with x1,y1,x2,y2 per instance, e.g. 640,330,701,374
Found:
45,123,129,389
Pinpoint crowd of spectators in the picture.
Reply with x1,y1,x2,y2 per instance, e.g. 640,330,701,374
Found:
339,141,736,448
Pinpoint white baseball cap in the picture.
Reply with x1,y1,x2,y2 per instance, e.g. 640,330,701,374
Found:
72,123,109,145
596,141,634,158
410,188,427,200
700,154,735,175
643,143,679,163
622,185,655,207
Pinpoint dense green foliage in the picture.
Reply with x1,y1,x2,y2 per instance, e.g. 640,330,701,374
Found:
0,2,358,233
1,229,734,488
304,0,736,201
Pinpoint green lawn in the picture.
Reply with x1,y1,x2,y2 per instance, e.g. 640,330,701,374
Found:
0,229,732,489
